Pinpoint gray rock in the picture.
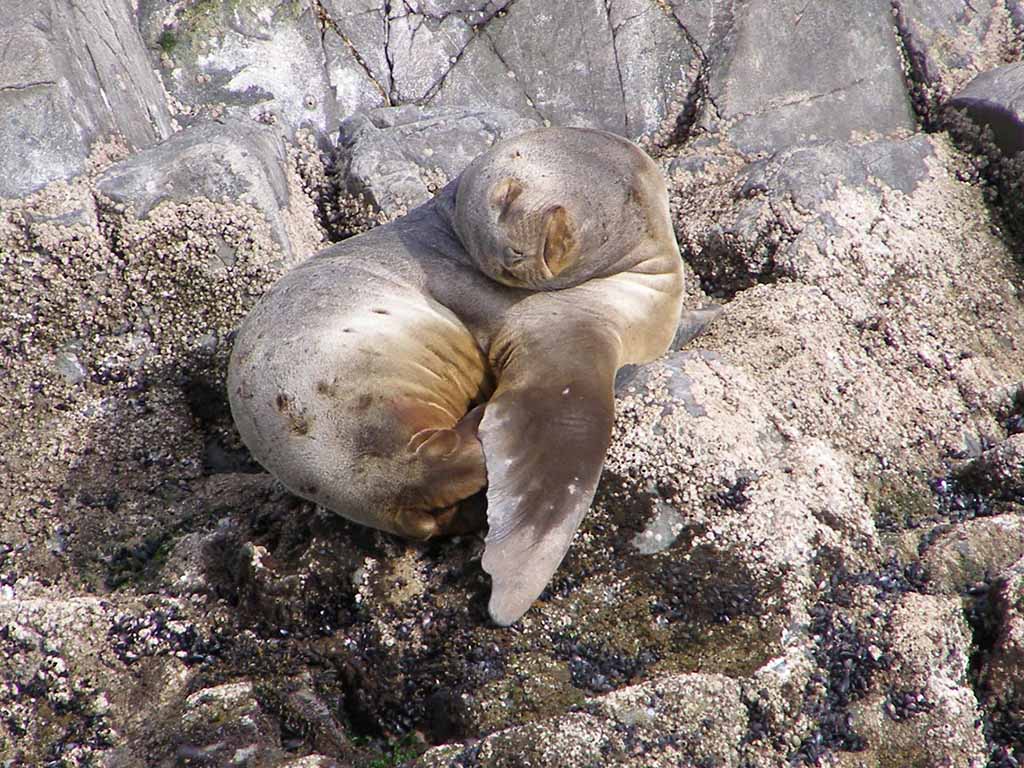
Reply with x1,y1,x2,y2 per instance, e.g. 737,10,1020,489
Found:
923,515,1024,593
739,134,936,202
948,62,1024,156
138,0,381,140
433,0,697,141
973,554,1024,762
4,4,1024,763
674,129,1024,477
178,0,700,144
674,136,935,296
54,348,88,386
893,0,1016,126
667,0,716,53
702,0,916,153
335,106,537,218
985,557,1024,673
417,674,747,767
321,0,505,106
0,0,174,198
847,593,987,768
279,757,342,768
956,433,1024,500
616,304,723,392
95,116,297,260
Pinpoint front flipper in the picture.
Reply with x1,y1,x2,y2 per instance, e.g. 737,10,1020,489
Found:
479,329,619,626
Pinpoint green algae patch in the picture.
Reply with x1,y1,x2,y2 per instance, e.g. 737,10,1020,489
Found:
470,652,585,737
158,29,178,54
871,473,936,532
658,618,782,678
177,0,223,43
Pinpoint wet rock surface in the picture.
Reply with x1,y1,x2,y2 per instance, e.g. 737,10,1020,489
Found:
2,1,1024,767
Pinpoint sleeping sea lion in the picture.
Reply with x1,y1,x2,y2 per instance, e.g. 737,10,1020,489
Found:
227,127,684,625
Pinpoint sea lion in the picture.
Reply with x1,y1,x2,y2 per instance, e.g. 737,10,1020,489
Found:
227,127,684,626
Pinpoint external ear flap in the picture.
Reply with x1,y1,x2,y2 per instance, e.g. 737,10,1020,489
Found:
541,206,576,277
490,177,523,221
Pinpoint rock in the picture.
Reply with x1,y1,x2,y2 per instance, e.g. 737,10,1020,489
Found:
320,0,500,106
0,596,120,764
977,555,1024,758
181,679,261,730
956,433,1024,500
54,346,89,386
5,2,1024,764
670,303,723,350
700,0,916,154
0,0,174,198
416,674,747,767
95,115,314,264
893,0,1018,126
844,593,987,768
334,105,537,220
278,757,342,768
138,0,377,140
948,61,1024,156
609,350,879,595
1008,387,1024,437
177,680,286,765
472,0,695,140
673,136,936,296
924,515,1024,592
0,592,216,765
671,134,1024,473
328,0,698,143
945,62,1024,240
139,0,698,144
96,117,286,219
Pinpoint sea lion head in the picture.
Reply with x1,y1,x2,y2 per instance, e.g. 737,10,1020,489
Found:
450,127,662,290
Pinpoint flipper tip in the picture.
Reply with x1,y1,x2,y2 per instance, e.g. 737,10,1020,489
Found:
487,587,531,627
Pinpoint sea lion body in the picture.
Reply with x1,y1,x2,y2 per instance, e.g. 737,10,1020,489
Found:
229,216,497,538
228,128,685,624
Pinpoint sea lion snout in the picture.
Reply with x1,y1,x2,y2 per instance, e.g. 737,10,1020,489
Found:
502,246,527,268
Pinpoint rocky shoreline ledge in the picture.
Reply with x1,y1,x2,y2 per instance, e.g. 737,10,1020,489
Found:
2,1,1023,766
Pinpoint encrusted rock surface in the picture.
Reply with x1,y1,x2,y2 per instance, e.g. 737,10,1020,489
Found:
894,0,1020,127
2,1,1024,766
95,115,321,265
949,61,1024,155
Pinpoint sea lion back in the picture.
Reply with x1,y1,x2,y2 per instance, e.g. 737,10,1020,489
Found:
227,229,491,538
